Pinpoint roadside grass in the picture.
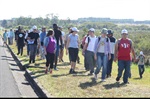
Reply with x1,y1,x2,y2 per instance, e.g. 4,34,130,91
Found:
2,35,150,97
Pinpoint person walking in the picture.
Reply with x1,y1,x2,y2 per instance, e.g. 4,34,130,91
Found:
27,25,40,64
136,51,145,78
44,30,56,74
82,28,97,75
114,29,136,84
66,27,80,74
17,29,25,56
53,24,63,70
7,28,15,45
106,29,116,78
94,28,111,82
3,30,8,47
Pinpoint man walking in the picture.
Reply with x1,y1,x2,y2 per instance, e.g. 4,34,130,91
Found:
114,29,136,84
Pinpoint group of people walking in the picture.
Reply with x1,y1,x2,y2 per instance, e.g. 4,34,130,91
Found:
2,25,146,84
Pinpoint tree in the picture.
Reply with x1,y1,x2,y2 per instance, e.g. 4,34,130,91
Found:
1,20,7,28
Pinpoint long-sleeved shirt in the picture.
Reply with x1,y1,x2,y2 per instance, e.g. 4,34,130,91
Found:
7,31,15,38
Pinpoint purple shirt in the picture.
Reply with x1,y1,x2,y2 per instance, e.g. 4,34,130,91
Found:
46,37,56,53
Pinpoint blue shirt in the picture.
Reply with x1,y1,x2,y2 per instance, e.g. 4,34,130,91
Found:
40,32,46,42
68,34,79,48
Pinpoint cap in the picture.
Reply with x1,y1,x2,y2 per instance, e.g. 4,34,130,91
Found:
71,27,79,32
107,29,113,34
121,29,128,34
32,25,37,30
101,28,108,34
140,51,143,55
89,28,95,32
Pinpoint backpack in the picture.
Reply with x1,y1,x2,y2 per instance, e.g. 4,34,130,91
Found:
97,36,109,43
80,35,90,49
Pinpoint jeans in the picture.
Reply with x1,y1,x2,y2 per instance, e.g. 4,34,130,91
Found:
95,53,108,80
29,44,37,61
138,65,145,77
27,44,30,56
107,54,114,76
55,45,60,57
117,60,131,83
17,45,24,55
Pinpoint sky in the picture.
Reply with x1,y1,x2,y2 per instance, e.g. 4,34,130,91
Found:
0,0,150,21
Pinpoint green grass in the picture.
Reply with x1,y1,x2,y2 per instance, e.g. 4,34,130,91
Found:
1,29,149,97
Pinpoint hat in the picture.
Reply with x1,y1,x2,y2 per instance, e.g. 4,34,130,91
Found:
89,28,95,32
121,29,128,34
59,26,63,29
32,25,37,30
140,51,143,55
107,29,113,34
71,27,79,32
101,28,108,34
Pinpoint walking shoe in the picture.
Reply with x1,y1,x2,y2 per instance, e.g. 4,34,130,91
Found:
32,60,35,63
72,70,77,74
140,75,143,79
116,77,120,82
123,82,129,84
88,73,94,76
69,69,73,74
29,60,31,64
50,70,52,74
45,69,48,74
101,79,106,82
54,67,59,71
94,74,98,80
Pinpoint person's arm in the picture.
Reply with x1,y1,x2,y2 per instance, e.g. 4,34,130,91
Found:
82,37,88,55
66,37,70,55
114,40,118,62
107,38,111,60
131,41,136,62
60,32,63,47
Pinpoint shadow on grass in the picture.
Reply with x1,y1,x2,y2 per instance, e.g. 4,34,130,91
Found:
32,73,45,79
2,58,14,61
103,82,128,89
133,77,141,80
79,78,102,89
31,70,45,75
57,62,70,66
1,56,12,58
52,73,70,78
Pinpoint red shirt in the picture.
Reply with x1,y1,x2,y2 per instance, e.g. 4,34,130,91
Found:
118,38,132,61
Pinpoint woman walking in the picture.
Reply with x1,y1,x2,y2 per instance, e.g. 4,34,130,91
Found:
44,30,56,74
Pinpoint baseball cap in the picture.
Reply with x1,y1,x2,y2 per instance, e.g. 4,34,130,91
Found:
140,51,143,55
121,29,128,34
89,28,95,32
71,27,79,32
32,25,37,30
101,28,108,34
107,29,113,34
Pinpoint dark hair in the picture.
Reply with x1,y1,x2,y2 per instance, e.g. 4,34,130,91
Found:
53,24,58,29
47,30,54,36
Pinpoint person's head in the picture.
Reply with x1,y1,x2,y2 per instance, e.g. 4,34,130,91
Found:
88,28,95,36
42,26,46,32
71,27,79,35
53,24,58,29
68,27,72,33
47,29,54,37
21,29,24,33
107,29,113,37
4,30,7,33
101,28,108,37
10,28,13,31
32,25,37,33
58,26,63,31
121,29,128,39
140,51,144,55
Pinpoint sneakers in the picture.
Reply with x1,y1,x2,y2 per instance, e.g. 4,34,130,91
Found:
69,69,73,74
29,60,31,64
101,79,106,82
45,69,48,74
54,67,59,71
94,74,98,80
32,60,35,63
116,77,120,82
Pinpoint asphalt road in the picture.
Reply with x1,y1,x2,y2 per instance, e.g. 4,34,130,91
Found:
0,36,38,98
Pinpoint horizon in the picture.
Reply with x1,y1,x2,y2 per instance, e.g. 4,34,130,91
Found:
0,0,150,21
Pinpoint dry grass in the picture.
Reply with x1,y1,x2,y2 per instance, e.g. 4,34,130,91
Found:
6,37,150,98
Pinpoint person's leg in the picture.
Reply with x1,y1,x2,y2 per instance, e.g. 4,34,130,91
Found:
107,54,114,77
84,50,89,71
72,48,78,72
45,52,50,74
116,60,125,81
17,45,20,55
95,53,102,75
141,65,145,76
138,65,142,78
29,45,33,63
32,44,37,63
20,46,23,56
86,51,94,74
101,54,108,80
49,53,55,73
54,45,59,70
123,61,131,83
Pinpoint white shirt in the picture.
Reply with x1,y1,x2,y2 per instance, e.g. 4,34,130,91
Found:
85,36,97,52
97,38,105,53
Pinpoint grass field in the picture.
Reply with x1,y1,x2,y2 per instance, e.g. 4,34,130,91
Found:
0,31,150,97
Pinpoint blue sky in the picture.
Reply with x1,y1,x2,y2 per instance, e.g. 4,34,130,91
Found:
0,0,150,21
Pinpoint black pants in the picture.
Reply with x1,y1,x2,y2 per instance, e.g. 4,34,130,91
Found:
138,65,145,77
46,52,55,69
107,54,114,76
17,45,24,55
69,48,79,62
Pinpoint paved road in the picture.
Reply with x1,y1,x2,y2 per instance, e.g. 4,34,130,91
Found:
0,36,38,98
